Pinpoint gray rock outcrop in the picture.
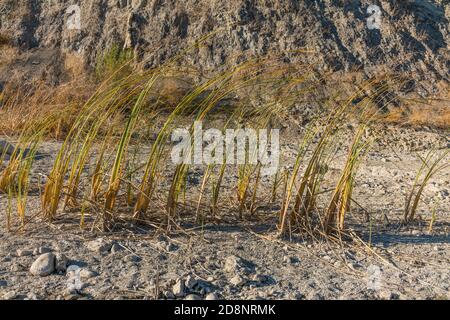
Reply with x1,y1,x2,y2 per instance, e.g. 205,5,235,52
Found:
0,0,447,97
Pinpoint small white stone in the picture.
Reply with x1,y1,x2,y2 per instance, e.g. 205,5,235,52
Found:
16,249,32,257
205,293,219,300
27,292,38,300
85,238,112,254
230,275,246,287
80,269,98,279
251,274,268,283
164,291,175,299
224,255,249,274
35,247,52,255
30,253,56,276
185,275,198,289
172,279,185,297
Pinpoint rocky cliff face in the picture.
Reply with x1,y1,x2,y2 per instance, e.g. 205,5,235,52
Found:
0,0,448,96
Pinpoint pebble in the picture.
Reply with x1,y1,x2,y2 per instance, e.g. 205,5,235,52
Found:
55,253,68,273
185,294,202,300
16,249,32,257
0,280,7,287
251,274,268,283
224,255,241,273
10,264,25,272
124,254,141,263
200,286,212,295
26,293,38,300
85,238,112,254
379,290,400,300
230,275,246,287
288,256,300,264
224,255,251,275
185,275,198,289
30,253,56,276
65,292,82,300
389,293,400,300
212,279,227,287
347,262,363,269
205,293,219,300
439,189,449,199
33,246,52,255
172,279,185,297
164,290,175,299
110,243,124,253
80,269,98,279
166,243,178,252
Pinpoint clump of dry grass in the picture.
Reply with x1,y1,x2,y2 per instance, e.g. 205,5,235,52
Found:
404,149,449,224
0,46,19,70
0,111,53,230
0,79,95,138
324,124,370,234
277,72,404,238
277,113,369,238
383,102,450,129
34,52,322,231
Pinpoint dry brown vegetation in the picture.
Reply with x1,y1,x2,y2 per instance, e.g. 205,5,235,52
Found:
0,79,95,138
0,34,10,46
0,36,18,69
383,99,450,129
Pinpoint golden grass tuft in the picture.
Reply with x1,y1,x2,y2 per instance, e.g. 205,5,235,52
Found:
0,79,96,138
404,149,449,223
385,104,450,129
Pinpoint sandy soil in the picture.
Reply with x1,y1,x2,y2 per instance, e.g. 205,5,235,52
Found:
0,124,449,300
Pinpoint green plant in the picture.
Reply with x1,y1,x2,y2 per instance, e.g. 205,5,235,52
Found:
95,45,134,80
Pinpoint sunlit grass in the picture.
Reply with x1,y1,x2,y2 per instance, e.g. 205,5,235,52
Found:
1,42,439,242
404,149,449,224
